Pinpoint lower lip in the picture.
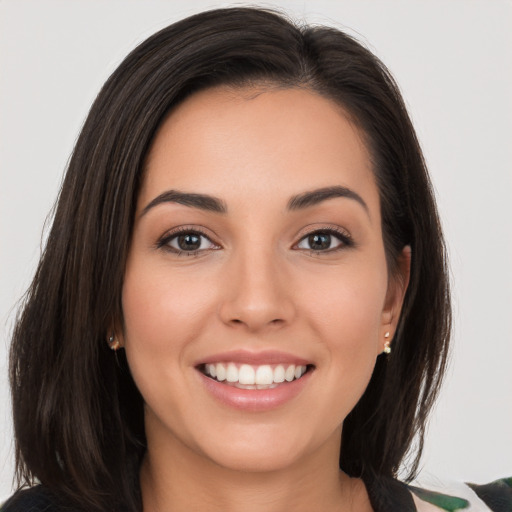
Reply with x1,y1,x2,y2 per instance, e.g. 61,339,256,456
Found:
198,370,312,412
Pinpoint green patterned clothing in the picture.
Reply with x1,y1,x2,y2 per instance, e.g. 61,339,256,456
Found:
2,476,511,511
408,477,512,512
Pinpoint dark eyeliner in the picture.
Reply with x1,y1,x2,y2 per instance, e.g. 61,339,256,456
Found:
296,226,355,253
156,226,216,256
319,227,353,246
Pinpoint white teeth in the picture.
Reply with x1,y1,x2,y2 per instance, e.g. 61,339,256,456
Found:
203,362,308,385
285,365,295,382
216,363,226,381
226,363,238,383
255,365,274,385
273,365,285,383
238,364,255,385
207,364,216,378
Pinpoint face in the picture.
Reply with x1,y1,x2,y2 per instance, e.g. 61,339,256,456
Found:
120,86,408,473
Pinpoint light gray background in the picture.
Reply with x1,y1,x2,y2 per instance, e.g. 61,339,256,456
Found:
1,0,511,501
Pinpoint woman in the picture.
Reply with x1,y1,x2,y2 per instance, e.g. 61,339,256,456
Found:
3,7,511,512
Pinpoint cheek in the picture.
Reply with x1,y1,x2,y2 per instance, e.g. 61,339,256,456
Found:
122,261,214,346
298,258,388,346
280,264,387,441
295,255,388,402
119,260,214,396
119,262,223,441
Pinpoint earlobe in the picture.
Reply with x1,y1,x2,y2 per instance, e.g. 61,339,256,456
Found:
107,320,125,351
108,333,121,351
381,245,412,349
383,332,392,354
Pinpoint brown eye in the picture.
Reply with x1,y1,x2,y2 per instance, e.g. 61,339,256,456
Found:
307,233,332,251
161,230,218,254
176,233,202,251
296,229,349,252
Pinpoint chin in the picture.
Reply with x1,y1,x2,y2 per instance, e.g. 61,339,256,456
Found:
205,443,304,473
193,423,332,474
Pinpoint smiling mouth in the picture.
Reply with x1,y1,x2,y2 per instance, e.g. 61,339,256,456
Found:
199,362,314,389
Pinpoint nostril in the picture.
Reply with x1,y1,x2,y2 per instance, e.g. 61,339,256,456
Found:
228,317,285,328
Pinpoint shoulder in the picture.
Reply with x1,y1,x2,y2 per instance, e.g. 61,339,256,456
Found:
406,477,512,512
1,485,66,512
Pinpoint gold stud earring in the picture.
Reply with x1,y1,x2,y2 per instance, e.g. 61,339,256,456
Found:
383,332,391,354
108,334,120,351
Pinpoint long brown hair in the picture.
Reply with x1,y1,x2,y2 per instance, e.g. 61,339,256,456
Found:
10,7,451,511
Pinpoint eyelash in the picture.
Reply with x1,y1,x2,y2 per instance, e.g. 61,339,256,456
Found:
295,227,354,254
156,226,219,257
156,226,354,257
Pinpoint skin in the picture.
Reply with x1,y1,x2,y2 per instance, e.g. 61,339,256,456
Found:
118,86,410,512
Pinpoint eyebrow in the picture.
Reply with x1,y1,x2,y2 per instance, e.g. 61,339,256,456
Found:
141,185,369,217
287,186,369,215
141,190,227,217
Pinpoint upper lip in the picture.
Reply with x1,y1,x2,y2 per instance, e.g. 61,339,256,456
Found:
196,349,313,367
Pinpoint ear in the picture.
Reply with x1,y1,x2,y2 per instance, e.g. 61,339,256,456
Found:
381,245,411,350
107,318,125,351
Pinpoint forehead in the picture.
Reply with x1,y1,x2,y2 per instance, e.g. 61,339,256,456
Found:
140,86,378,213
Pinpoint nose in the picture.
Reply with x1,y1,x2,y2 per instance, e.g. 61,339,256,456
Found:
218,245,295,332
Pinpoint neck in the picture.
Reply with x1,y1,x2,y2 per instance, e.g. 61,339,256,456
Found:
140,426,371,512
